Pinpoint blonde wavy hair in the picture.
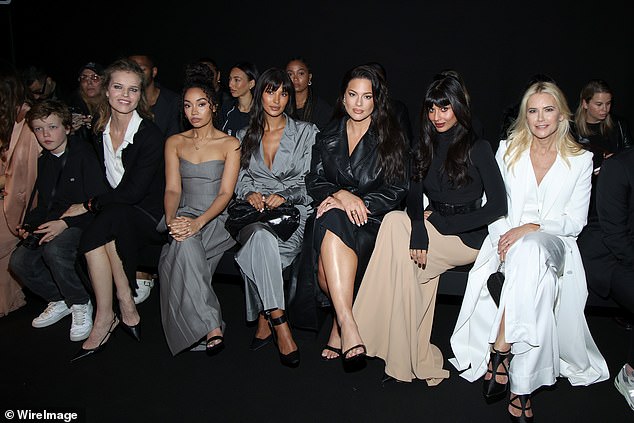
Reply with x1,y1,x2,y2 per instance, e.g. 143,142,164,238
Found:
504,81,582,171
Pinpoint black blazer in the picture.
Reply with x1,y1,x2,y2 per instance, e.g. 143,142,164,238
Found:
597,148,634,266
306,117,408,221
90,119,165,222
25,137,108,229
579,147,634,297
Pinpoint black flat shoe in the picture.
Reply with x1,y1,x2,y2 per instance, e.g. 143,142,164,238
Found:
265,310,300,368
71,316,118,363
249,334,273,351
483,347,512,401
342,344,367,362
119,318,141,342
206,335,225,356
509,394,533,423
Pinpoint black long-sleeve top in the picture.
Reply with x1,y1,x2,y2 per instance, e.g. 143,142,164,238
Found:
24,137,108,229
407,127,507,250
596,148,634,266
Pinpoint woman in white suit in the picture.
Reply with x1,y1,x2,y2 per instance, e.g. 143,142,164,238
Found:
449,81,608,422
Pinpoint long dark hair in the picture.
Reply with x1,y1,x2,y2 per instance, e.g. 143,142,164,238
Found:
334,64,406,183
230,61,259,96
414,74,475,187
240,68,295,169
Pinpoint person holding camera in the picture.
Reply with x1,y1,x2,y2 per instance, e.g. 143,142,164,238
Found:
9,99,107,341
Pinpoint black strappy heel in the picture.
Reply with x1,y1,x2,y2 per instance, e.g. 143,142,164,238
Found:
483,347,512,401
509,394,533,423
264,310,300,367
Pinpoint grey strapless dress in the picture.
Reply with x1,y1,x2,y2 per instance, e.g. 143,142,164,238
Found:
159,159,236,355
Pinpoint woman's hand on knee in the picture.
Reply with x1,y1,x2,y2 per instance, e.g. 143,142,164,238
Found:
168,216,199,241
333,190,370,226
498,224,540,258
410,249,427,268
316,195,342,219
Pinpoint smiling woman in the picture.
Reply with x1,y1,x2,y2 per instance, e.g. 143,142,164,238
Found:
352,73,506,385
62,58,167,362
293,64,408,363
449,81,609,422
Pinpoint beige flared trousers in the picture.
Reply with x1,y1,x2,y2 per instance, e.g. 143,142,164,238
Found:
353,211,478,385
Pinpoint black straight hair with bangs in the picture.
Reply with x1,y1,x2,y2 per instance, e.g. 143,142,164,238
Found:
414,74,475,187
240,68,296,169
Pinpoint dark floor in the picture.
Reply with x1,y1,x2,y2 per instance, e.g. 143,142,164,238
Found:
1,274,632,423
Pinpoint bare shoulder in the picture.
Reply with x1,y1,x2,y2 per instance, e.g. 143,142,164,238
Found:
217,133,240,153
165,131,190,148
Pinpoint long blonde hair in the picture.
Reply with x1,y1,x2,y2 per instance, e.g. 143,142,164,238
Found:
504,81,582,170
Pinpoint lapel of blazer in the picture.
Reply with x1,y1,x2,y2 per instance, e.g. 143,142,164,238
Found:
328,119,356,185
93,131,106,174
121,121,144,170
539,154,569,218
508,151,531,226
349,128,378,174
269,115,296,177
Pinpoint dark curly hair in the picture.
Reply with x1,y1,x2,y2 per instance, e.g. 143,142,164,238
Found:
181,62,219,127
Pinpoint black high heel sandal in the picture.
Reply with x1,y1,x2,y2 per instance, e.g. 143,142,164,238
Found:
249,312,273,351
509,394,533,423
264,310,300,368
206,335,225,356
342,344,367,362
483,347,512,401
71,316,119,363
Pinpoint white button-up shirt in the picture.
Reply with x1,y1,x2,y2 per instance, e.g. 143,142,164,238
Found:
103,110,143,188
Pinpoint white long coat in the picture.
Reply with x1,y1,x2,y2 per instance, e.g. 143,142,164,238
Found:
449,140,609,388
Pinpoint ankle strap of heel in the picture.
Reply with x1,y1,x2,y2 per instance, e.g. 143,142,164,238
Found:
264,311,288,327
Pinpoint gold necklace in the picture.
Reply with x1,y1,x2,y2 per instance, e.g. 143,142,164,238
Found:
193,137,210,150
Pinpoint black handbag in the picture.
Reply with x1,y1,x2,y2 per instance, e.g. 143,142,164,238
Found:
487,261,505,307
225,199,300,242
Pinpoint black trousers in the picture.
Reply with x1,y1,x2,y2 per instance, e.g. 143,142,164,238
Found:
579,226,634,365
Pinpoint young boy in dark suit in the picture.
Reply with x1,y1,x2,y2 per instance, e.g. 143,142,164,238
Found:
10,99,107,341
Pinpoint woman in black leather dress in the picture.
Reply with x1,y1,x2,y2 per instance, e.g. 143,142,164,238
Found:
302,64,408,361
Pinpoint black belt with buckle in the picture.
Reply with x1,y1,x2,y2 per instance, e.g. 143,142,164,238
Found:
430,198,482,216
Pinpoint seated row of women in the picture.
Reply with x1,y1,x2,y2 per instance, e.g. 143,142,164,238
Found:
59,58,608,423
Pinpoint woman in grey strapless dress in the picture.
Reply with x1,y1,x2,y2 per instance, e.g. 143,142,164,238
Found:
159,160,236,355
158,63,241,356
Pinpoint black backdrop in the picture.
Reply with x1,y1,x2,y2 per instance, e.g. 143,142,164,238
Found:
2,0,632,143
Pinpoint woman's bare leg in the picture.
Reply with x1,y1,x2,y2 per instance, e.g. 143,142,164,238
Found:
82,246,116,349
318,257,341,359
319,230,364,359
104,241,140,327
